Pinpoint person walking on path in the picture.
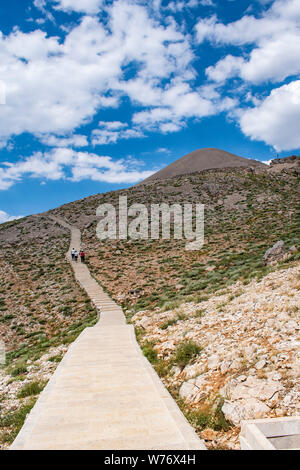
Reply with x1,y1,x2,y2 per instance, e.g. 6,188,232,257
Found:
71,248,75,260
74,250,78,262
80,250,85,263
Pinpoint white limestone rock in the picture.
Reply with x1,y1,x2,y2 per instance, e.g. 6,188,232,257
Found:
183,363,203,379
179,380,197,401
222,399,270,426
159,340,175,353
255,359,266,370
221,376,283,401
207,354,220,370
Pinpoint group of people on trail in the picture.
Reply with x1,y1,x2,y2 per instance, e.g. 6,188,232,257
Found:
71,248,85,263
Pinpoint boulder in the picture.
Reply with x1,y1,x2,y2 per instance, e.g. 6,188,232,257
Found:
221,376,283,401
136,316,152,329
179,381,198,401
179,373,209,402
183,363,203,379
222,398,270,426
263,240,286,265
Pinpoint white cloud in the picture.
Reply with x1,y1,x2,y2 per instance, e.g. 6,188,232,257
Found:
240,80,300,151
131,79,236,133
92,122,144,145
206,55,244,83
196,1,300,45
39,134,88,147
240,33,300,84
0,148,155,189
34,0,46,7
98,121,127,130
50,0,104,14
197,0,300,84
159,122,183,133
131,79,217,133
1,0,297,177
167,0,215,13
33,0,55,22
0,210,23,224
0,1,200,146
156,147,170,153
199,0,215,5
193,0,300,149
207,32,300,84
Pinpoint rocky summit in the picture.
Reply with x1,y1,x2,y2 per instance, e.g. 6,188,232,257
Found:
141,147,266,183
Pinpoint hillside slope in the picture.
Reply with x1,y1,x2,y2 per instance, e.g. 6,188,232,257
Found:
132,262,300,449
50,165,299,313
0,160,299,449
0,216,98,447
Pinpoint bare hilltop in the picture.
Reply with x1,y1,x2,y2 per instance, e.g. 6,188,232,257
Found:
141,148,266,183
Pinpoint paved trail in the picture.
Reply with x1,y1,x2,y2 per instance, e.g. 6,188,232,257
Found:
11,217,206,450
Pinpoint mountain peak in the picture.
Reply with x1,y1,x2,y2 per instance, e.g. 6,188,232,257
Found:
142,147,266,183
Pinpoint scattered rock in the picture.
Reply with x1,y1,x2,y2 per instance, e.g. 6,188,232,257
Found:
220,360,231,375
263,240,286,265
183,363,203,379
131,263,300,449
179,381,198,401
256,359,266,370
201,429,219,441
221,376,283,401
136,316,152,329
159,340,175,353
175,284,184,290
207,354,220,370
222,399,270,426
170,366,181,377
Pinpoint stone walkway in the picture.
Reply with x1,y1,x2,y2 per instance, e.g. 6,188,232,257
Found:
11,217,206,450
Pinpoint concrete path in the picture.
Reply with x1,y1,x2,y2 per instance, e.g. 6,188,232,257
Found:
11,217,206,450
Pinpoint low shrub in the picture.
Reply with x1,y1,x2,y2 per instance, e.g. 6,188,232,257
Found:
17,381,46,399
172,341,202,368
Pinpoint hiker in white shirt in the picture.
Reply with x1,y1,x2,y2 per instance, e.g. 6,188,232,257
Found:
71,248,75,260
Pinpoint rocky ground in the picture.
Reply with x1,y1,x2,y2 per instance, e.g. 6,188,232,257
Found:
0,345,68,450
131,262,300,449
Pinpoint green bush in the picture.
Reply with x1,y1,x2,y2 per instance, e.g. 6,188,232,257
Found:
48,354,63,363
142,342,158,364
160,318,177,330
17,381,46,399
185,398,231,432
154,360,169,377
173,341,202,368
9,362,27,377
0,398,37,443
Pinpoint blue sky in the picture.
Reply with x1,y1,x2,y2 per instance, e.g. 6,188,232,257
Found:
1,0,300,221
